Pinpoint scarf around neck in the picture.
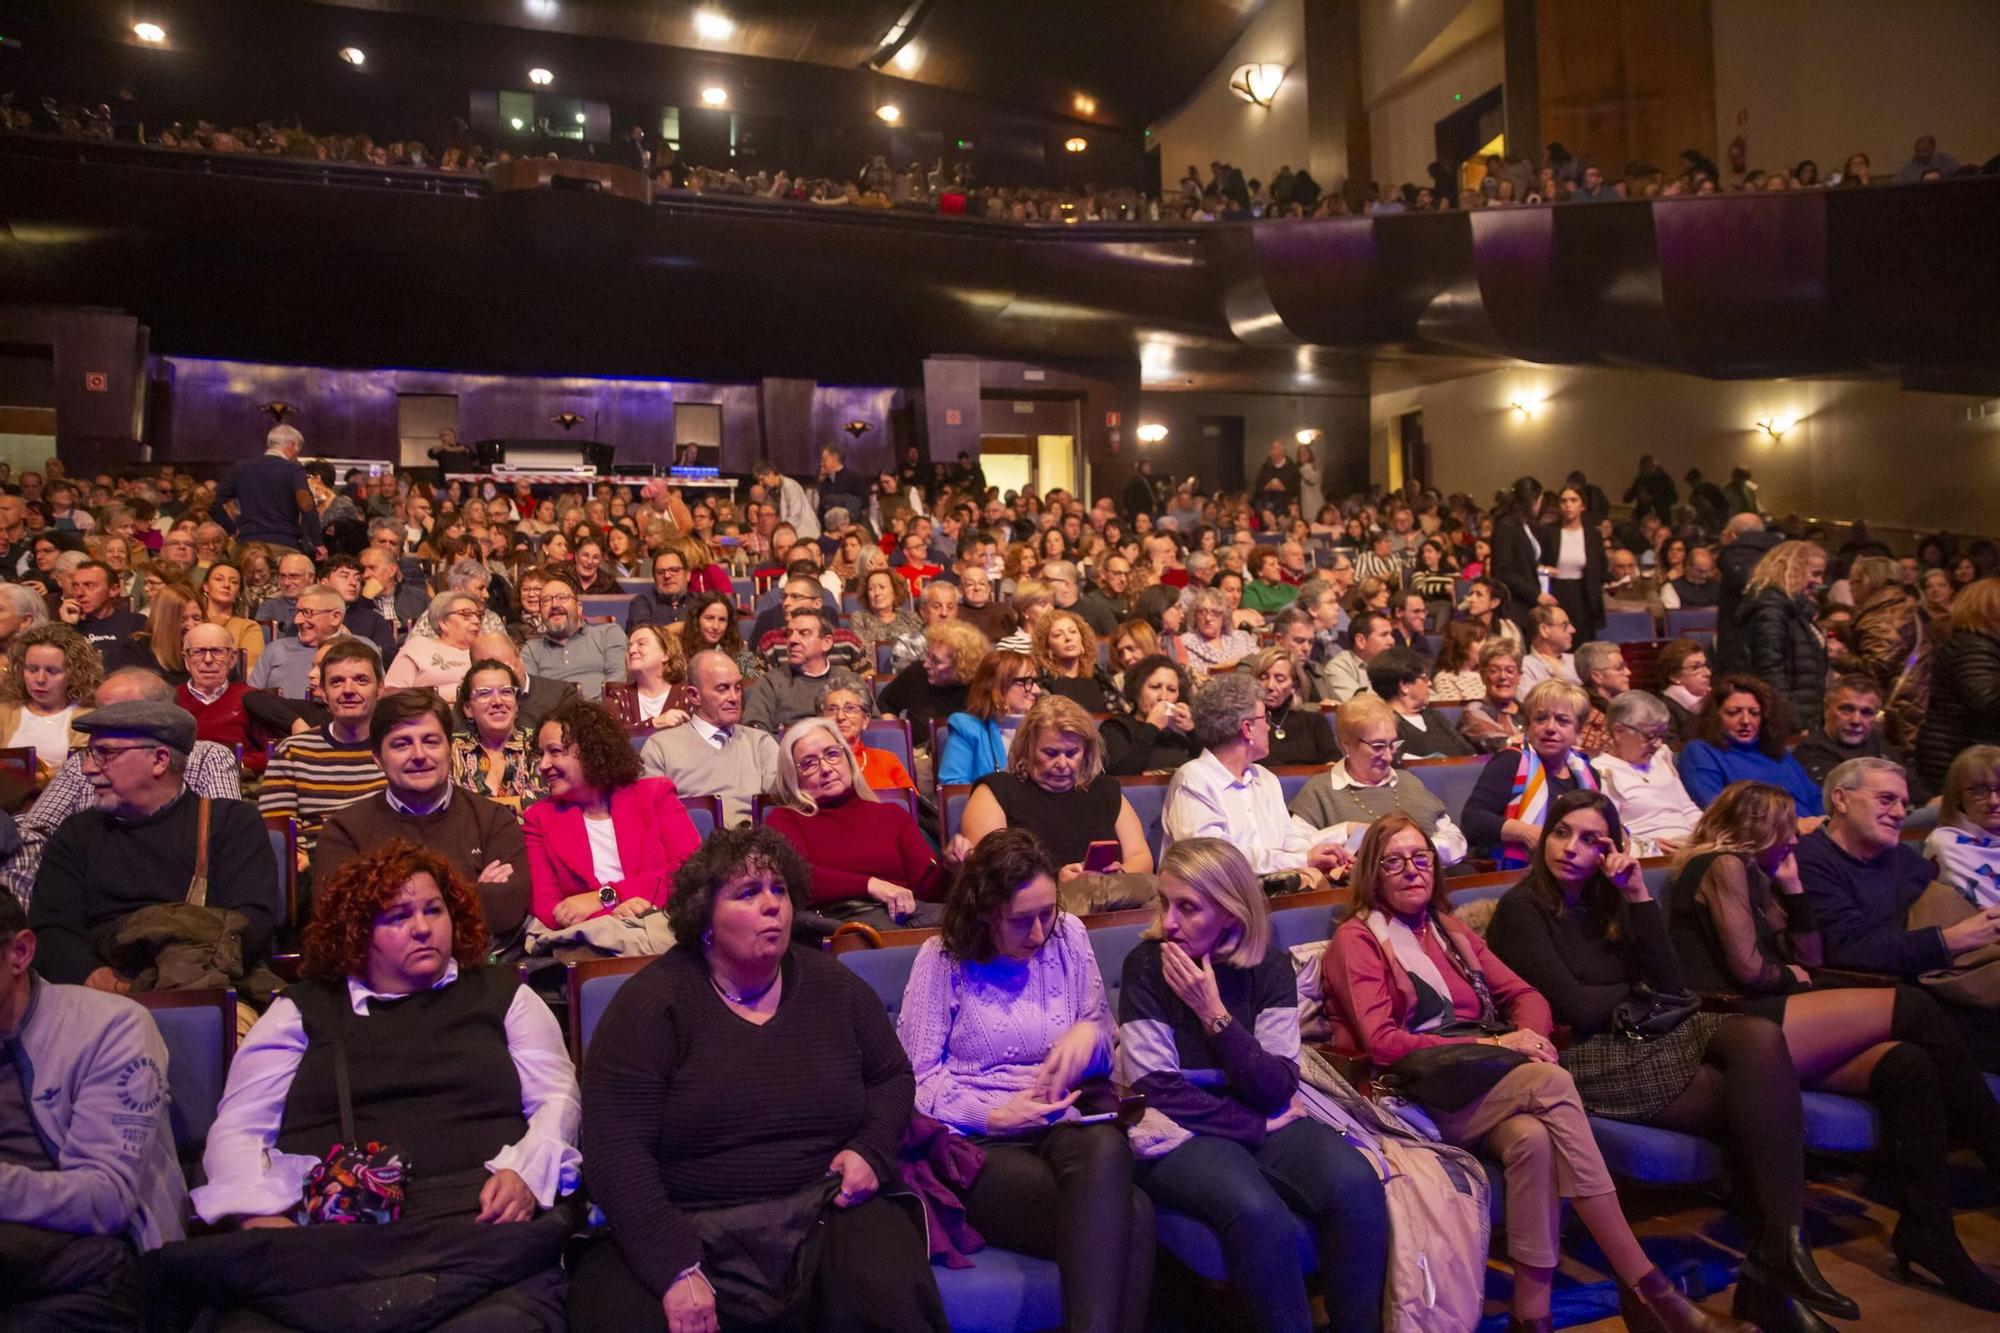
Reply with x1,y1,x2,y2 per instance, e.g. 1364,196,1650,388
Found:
1498,746,1599,868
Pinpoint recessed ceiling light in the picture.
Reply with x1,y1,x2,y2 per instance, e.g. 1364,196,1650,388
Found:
132,22,165,43
338,47,365,66
891,42,922,74
876,104,901,123
700,86,728,106
575,111,586,123
528,67,554,85
693,9,734,41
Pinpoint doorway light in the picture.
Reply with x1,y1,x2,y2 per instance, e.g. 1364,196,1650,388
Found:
132,22,166,43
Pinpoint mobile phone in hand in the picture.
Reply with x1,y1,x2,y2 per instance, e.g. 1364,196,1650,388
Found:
1082,840,1120,873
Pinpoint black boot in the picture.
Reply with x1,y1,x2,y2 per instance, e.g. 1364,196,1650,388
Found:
1872,1043,2000,1311
1889,983,2000,1175
1733,1275,1838,1332
1742,1226,1857,1320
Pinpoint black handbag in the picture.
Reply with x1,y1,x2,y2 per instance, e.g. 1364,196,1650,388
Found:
1611,984,1701,1042
1376,1040,1529,1112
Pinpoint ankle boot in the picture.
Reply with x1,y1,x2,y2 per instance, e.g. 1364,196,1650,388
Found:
1743,1226,1858,1319
1733,1275,1837,1332
1890,984,2000,1175
1617,1267,1759,1333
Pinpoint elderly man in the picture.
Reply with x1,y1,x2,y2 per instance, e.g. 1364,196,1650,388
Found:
359,545,428,631
58,561,146,652
626,546,694,631
1040,560,1103,634
217,422,321,554
1573,639,1632,756
252,550,317,630
918,580,961,625
742,608,864,734
1316,610,1396,703
1162,672,1350,879
1293,573,1348,664
1660,545,1722,611
156,528,198,576
469,631,577,731
0,892,186,1328
1798,757,2000,1066
640,650,779,826
258,638,386,868
1518,605,1580,690
367,516,426,586
313,691,530,940
1287,694,1469,864
176,623,264,770
249,583,346,698
193,520,229,567
28,699,279,989
521,575,625,700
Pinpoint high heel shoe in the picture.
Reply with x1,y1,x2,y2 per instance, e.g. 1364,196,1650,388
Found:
1891,1217,2000,1312
1733,1276,1836,1333
1618,1267,1760,1333
1742,1227,1859,1320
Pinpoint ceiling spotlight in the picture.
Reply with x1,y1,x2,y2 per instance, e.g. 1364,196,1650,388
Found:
1136,423,1169,444
132,21,166,43
891,42,922,74
1072,93,1097,116
875,104,901,123
528,67,554,85
1064,137,1087,154
1228,62,1286,107
338,47,365,66
700,86,728,106
693,8,735,41
574,111,586,123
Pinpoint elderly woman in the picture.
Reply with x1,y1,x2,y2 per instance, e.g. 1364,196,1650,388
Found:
1679,673,1823,815
1589,690,1701,855
1243,645,1337,767
1100,654,1200,776
0,621,98,774
1289,695,1469,865
602,623,688,729
409,558,508,641
898,829,1154,1333
1118,838,1389,1333
880,619,988,749
1107,620,1159,693
1369,646,1475,759
386,589,481,698
939,649,1042,787
1656,637,1712,743
451,658,547,808
1456,641,1527,754
1429,619,1488,702
1738,540,1830,729
198,559,265,675
961,695,1154,914
766,716,947,929
1174,587,1257,677
1461,678,1601,866
180,841,579,1327
1328,813,1766,1333
851,568,925,675
523,700,700,938
570,826,947,1331
818,682,913,791
0,581,49,664
1034,607,1115,712
1928,744,2000,908
102,582,200,686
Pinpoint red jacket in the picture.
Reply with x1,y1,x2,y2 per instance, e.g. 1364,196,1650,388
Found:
1320,910,1551,1066
523,776,701,927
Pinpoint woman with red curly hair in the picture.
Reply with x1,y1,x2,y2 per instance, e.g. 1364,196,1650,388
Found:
180,840,581,1327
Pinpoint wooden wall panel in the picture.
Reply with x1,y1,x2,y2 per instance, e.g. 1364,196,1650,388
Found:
1536,0,1715,175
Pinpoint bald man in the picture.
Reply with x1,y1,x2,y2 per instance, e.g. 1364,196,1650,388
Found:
176,623,267,773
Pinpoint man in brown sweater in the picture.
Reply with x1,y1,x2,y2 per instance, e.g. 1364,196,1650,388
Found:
313,691,531,943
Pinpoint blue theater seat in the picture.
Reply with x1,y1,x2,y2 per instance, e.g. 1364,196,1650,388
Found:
1119,778,1172,861
682,794,720,839
1600,610,1658,644
135,988,239,1165
862,717,914,774
1409,757,1486,821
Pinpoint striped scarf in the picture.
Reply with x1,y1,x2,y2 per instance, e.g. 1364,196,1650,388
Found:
1497,746,1598,868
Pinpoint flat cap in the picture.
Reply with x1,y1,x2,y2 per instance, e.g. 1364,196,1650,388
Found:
74,699,197,755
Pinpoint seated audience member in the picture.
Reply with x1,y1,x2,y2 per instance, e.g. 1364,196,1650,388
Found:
639,649,778,827
1267,606,1323,702
957,562,1016,644
1162,673,1349,879
1289,695,1470,865
1792,674,1896,788
1915,578,2000,793
567,535,622,596
451,657,548,807
674,589,764,682
256,632,384,860
1241,549,1297,615
1245,646,1338,767
1461,679,1600,866
766,717,947,928
470,631,580,733
748,573,842,657
249,584,347,699
1479,793,1824,1331
1833,554,1921,698
320,555,398,664
521,575,626,701
819,683,913,791
1035,608,1116,712
996,578,1053,654
1316,610,1396,703
0,892,186,1330
249,550,315,632
405,559,508,642
100,583,199,687
1322,815,1753,1332
1656,637,1712,743
1117,838,1388,1333
742,608,864,734
1799,757,2000,1068
600,623,688,730
1928,745,2000,908
384,589,481,697
179,843,578,1328
1571,640,1632,756
624,547,694,631
1429,619,1489,702
359,544,427,631
570,826,947,1331
29,699,279,988
1590,690,1702,855
898,828,1154,1331
200,562,263,676
1518,605,1580,690
1174,588,1258,677
1659,544,1722,610
177,622,265,773
59,560,145,653
1368,646,1475,759
1102,656,1207,785
939,649,1043,787
1679,673,1823,815
1458,641,1528,754
1107,621,1161,693
961,696,1155,914
880,620,989,750
314,691,531,943
0,622,97,775
1668,780,2000,1311
850,568,925,675
525,700,700,941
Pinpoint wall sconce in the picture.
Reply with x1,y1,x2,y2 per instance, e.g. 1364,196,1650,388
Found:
1063,137,1087,154
1509,398,1546,420
1228,63,1286,107
875,104,902,123
259,400,298,424
1755,413,1797,442
528,67,554,86
842,420,873,438
1294,428,1322,446
1136,423,1169,444
551,412,588,432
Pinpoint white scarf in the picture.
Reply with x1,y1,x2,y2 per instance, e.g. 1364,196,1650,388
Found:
1365,910,1454,1033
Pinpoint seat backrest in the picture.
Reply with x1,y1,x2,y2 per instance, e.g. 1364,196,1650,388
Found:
263,816,298,930
683,794,720,838
581,594,633,622
1088,921,1154,1017
1431,703,1466,728
874,642,895,675
1269,897,1340,952
1663,607,1717,646
837,942,927,1023
1406,758,1488,822
941,783,975,844
1119,777,1173,861
1272,765,1316,806
862,717,914,773
568,956,657,1063
135,989,238,1159
1600,609,1659,644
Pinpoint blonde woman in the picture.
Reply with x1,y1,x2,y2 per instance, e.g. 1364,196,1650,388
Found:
1032,608,1114,712
0,622,99,774
103,583,201,686
995,578,1052,654
1736,539,1829,728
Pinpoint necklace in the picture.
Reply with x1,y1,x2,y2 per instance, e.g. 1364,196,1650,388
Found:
710,966,782,1007
1271,706,1288,741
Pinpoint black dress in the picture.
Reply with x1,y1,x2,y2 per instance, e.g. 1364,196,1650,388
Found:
1100,714,1201,775
1666,850,1818,1022
976,771,1122,866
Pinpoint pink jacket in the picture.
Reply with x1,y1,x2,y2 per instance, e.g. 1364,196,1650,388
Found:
1321,911,1552,1066
523,776,701,927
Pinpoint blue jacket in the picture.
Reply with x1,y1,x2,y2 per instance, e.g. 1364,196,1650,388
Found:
1678,738,1823,816
938,713,1008,787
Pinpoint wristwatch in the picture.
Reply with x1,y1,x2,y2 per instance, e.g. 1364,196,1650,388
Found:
1206,1011,1233,1036
598,885,619,910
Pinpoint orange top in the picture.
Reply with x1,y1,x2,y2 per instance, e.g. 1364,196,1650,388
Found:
855,740,914,791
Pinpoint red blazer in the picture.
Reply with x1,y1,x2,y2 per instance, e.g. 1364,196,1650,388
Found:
1320,911,1552,1066
523,776,701,927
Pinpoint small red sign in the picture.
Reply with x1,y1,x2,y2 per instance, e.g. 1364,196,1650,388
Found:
1105,411,1121,427
83,371,109,392
944,408,962,426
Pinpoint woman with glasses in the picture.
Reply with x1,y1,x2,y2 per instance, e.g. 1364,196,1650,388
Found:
818,683,913,792
1457,641,1528,754
386,589,481,698
1590,690,1702,856
451,659,546,808
1288,695,1469,865
1461,679,1600,866
1656,638,1712,743
939,649,1042,786
1926,745,2000,907
1368,646,1475,759
1175,587,1257,678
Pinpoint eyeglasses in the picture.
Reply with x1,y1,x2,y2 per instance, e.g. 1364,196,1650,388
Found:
1353,736,1401,755
78,742,156,768
469,686,518,702
823,703,867,719
1965,784,2000,803
1380,852,1434,875
1006,678,1042,693
185,646,233,660
794,749,848,777
1613,722,1670,745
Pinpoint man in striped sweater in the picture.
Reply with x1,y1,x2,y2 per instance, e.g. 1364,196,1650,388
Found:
258,639,386,880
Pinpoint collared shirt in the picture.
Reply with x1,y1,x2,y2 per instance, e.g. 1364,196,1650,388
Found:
184,679,230,707
1309,761,1470,863
691,714,733,750
1163,750,1315,875
522,622,627,700
383,782,453,817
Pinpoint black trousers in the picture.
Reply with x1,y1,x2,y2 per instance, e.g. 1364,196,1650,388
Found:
567,1194,947,1333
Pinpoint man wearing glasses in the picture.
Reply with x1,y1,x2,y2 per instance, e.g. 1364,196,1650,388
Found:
176,623,268,775
521,574,626,701
27,699,279,989
1288,694,1470,866
249,584,348,699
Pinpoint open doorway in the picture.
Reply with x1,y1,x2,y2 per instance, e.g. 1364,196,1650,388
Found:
977,435,1034,499
1434,84,1504,189
397,394,458,468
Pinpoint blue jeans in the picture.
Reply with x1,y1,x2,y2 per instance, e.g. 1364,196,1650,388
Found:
1139,1119,1388,1333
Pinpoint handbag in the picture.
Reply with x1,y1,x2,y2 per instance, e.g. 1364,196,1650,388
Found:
1376,1040,1528,1112
1611,983,1701,1041
293,1015,407,1225
1908,879,2000,1008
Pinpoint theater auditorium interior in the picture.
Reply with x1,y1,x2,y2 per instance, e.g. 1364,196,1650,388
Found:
3,1,2000,1330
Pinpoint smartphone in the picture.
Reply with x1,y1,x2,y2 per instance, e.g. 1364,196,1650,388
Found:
1073,1110,1119,1125
1082,840,1121,874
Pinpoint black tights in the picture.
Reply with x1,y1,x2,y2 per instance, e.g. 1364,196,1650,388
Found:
1884,985,2000,1176
1647,1013,1805,1253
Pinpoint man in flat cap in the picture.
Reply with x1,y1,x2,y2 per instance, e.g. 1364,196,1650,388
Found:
27,699,279,992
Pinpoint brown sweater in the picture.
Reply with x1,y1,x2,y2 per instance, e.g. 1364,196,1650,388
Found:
314,788,531,934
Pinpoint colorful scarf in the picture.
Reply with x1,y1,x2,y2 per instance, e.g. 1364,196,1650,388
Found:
1497,746,1598,868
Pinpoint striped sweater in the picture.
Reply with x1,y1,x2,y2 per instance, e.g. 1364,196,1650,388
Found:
257,724,385,853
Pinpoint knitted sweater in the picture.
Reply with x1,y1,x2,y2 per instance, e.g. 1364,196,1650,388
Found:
314,789,532,934
638,723,778,827
764,794,946,907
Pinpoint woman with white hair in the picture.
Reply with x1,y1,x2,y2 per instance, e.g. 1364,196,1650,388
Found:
385,589,481,697
0,582,50,666
1590,690,1703,855
1174,586,1257,676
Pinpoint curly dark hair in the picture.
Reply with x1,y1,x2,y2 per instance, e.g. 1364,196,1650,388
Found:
676,590,746,658
1696,672,1789,758
939,827,1058,964
539,698,641,793
667,825,809,946
300,840,486,982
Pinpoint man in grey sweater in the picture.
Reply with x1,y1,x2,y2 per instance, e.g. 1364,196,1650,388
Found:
741,609,862,734
641,651,780,827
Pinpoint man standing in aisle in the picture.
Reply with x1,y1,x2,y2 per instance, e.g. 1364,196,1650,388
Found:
217,423,322,556
754,459,821,541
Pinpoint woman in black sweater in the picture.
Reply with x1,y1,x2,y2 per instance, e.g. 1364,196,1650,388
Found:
879,619,986,755
572,826,947,1332
1100,654,1201,775
1245,646,1340,767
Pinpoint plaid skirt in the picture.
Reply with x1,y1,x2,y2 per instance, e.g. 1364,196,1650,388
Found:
1560,1012,1723,1122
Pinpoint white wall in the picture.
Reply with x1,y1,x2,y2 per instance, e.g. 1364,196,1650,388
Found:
1370,364,2000,536
1358,0,1503,190
1147,0,1309,190
1712,0,2000,177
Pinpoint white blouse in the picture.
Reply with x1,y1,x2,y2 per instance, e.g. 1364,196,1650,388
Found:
190,963,582,1223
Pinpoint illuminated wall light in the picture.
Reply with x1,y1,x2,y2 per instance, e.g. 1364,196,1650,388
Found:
1755,413,1799,442
509,117,524,130
700,86,728,106
528,67,554,85
876,104,901,123
1294,428,1322,446
1228,63,1286,107
132,22,166,43
891,42,922,74
338,47,366,66
575,111,587,123
1072,93,1097,116
693,9,735,41
1063,137,1087,154
1136,423,1170,444
1509,397,1547,420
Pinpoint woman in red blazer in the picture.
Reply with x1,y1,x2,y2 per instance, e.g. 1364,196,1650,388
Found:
524,700,701,930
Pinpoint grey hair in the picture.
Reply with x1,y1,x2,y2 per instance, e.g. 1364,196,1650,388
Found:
1042,560,1079,584
1186,551,1218,573
824,506,851,529
52,551,88,580
814,679,871,715
1605,689,1669,729
1574,640,1624,682
428,589,479,624
771,716,877,815
444,558,490,591
1190,586,1229,617
1823,756,1907,817
1192,671,1261,749
1296,575,1335,606
367,517,402,542
266,424,303,451
0,583,48,631
295,583,344,610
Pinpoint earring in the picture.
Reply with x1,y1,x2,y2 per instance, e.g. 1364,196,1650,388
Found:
701,930,713,949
